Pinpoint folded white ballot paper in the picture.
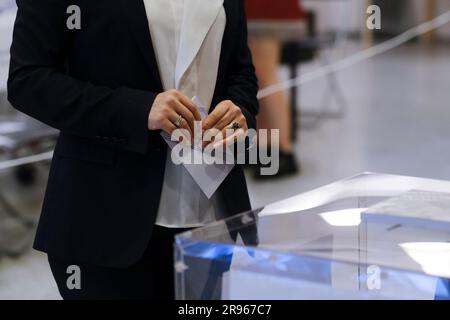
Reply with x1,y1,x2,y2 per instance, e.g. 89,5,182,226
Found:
161,97,235,199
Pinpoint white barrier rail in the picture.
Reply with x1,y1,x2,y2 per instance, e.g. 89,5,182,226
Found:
0,151,53,170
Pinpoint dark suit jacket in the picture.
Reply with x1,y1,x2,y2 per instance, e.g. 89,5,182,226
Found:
8,0,259,268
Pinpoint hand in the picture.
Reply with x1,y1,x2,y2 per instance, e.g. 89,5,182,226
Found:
202,100,248,148
148,90,201,137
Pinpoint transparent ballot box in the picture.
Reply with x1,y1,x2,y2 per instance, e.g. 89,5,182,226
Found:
174,173,450,300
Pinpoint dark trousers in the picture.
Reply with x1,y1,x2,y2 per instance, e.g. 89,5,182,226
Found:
48,225,190,300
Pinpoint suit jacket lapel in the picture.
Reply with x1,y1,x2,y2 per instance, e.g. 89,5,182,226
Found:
175,0,224,89
118,0,163,91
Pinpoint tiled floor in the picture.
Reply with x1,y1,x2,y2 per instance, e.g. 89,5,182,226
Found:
1,41,450,299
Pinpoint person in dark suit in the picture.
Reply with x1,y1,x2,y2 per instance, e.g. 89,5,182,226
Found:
8,0,258,300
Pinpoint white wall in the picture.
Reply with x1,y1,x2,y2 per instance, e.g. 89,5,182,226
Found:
302,0,365,34
302,0,450,39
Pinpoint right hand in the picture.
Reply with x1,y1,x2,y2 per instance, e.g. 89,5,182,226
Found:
148,90,201,137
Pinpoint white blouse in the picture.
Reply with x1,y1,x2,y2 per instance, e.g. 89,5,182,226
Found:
144,0,227,228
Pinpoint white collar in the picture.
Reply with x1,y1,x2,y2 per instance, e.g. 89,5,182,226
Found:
174,0,224,89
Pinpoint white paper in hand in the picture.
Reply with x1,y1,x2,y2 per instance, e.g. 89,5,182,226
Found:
161,97,235,199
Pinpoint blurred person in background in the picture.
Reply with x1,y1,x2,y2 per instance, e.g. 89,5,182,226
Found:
246,0,304,178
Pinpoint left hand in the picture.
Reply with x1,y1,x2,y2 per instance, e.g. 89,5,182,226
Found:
202,100,248,148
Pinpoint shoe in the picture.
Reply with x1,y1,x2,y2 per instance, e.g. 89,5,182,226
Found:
253,151,300,180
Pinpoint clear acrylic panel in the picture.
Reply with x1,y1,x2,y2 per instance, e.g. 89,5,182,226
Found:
174,173,450,300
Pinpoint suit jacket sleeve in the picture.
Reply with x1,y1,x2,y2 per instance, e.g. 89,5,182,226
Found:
225,0,259,131
8,0,155,154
